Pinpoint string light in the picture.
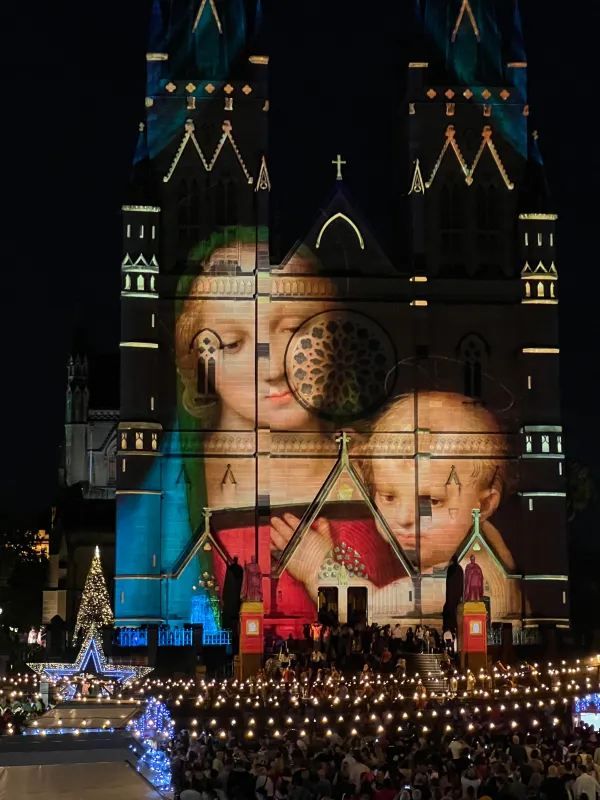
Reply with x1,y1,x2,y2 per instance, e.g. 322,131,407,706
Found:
74,546,114,638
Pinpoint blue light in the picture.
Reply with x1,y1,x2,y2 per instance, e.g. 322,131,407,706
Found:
129,697,174,793
574,693,600,714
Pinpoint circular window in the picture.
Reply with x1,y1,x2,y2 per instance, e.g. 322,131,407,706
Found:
284,310,396,421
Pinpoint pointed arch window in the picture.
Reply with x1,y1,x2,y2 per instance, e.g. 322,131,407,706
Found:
525,281,531,298
537,281,545,298
193,329,222,400
440,181,465,262
177,178,202,255
124,274,132,291
459,334,487,399
215,177,238,228
541,435,550,453
476,184,500,270
137,274,145,291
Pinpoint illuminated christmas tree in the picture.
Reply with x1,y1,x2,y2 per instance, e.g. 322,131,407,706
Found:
74,546,113,638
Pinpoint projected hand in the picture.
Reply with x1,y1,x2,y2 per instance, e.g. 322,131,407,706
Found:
270,513,332,598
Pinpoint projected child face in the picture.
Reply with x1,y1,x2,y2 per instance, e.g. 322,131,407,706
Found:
370,393,504,569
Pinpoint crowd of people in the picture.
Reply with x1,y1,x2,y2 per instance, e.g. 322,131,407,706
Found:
169,697,600,800
164,658,600,800
0,690,45,735
266,622,453,678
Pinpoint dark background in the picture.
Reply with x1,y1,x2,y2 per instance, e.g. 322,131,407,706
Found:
0,1,596,623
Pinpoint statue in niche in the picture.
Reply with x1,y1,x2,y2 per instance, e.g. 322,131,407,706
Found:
464,554,485,602
443,554,464,633
221,555,243,629
241,555,263,601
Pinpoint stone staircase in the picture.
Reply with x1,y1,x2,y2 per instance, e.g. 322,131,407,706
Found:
405,652,447,693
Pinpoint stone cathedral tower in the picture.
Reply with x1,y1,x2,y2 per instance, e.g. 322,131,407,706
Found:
115,0,568,641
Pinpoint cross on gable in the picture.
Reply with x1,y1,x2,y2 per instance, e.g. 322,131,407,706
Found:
202,507,213,533
332,154,347,181
335,431,351,452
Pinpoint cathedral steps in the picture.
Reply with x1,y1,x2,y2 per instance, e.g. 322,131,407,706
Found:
405,652,448,693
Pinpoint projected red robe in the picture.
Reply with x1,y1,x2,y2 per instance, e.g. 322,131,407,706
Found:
213,518,407,621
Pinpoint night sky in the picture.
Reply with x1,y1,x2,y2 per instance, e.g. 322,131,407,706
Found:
0,1,596,537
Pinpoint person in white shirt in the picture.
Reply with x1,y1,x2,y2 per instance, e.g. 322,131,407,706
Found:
574,765,600,800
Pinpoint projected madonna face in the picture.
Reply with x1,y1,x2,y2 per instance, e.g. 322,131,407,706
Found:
175,243,336,431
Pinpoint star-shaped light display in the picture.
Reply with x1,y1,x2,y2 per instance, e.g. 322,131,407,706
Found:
28,626,153,686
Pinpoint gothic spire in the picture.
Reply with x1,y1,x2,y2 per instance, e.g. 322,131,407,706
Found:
418,0,527,87
146,0,260,86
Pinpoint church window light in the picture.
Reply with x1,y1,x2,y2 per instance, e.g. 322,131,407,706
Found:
126,223,131,238
525,435,532,453
194,329,221,399
459,334,487,399
152,554,157,568
120,591,125,604
139,225,145,239
137,274,145,291
150,276,156,292
550,282,555,298
528,498,534,511
537,232,542,246
151,313,156,328
558,462,563,476
120,432,128,450
125,274,131,290
122,459,126,473
150,396,155,411
135,432,144,450
541,435,550,453
562,591,566,604
550,232,554,246
525,231,529,246
151,225,156,240
537,281,545,298
525,281,531,298
527,375,532,390
557,435,562,453
151,433,158,450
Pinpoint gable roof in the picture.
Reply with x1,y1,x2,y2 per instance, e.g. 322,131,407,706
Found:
278,184,395,276
274,433,416,578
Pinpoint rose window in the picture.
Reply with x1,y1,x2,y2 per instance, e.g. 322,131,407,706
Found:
284,311,395,420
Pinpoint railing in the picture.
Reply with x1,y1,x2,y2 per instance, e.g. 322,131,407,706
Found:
158,626,193,647
487,626,502,646
487,626,542,646
117,625,231,648
513,627,541,646
117,628,149,647
203,630,231,646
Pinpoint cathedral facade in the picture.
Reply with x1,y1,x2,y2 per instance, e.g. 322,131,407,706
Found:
115,0,568,638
